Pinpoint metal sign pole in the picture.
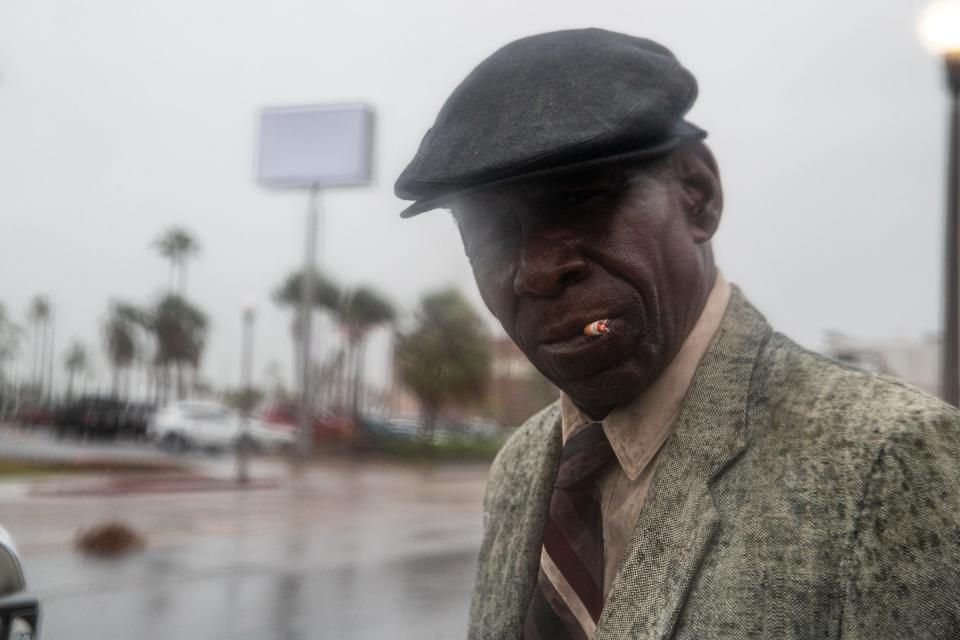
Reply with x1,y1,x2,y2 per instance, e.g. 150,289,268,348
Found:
256,104,374,454
298,185,321,459
237,304,255,485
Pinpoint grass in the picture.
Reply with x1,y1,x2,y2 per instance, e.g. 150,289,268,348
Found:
0,457,183,478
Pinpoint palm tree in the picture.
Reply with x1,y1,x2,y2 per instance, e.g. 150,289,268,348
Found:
394,289,492,435
337,287,396,421
273,268,341,401
0,303,22,420
28,296,50,399
102,302,139,398
153,227,201,296
64,341,88,400
274,269,342,312
0,303,22,383
152,294,208,400
107,303,156,402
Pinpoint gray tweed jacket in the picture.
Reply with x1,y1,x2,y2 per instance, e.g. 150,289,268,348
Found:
469,287,960,639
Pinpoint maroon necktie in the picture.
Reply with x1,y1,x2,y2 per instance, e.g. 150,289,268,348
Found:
523,422,615,640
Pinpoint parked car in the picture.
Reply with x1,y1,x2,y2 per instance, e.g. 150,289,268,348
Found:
439,417,500,439
149,401,295,453
12,405,56,428
358,414,501,443
54,396,125,440
117,402,156,440
0,525,40,639
53,397,154,441
239,420,297,453
359,414,422,439
259,401,354,441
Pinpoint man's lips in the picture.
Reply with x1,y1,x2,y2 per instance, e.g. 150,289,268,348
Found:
540,313,620,345
535,315,630,379
537,315,623,358
538,332,609,358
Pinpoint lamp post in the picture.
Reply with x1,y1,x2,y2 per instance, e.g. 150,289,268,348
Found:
920,0,960,407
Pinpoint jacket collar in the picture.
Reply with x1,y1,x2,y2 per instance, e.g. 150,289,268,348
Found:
594,285,771,639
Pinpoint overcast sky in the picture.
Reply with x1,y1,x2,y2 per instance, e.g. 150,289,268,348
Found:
0,0,949,396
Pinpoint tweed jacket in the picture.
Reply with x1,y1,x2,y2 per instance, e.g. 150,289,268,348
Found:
469,287,960,639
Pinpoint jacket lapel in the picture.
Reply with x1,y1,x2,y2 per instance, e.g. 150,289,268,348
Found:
595,287,772,640
510,414,563,626
473,404,563,639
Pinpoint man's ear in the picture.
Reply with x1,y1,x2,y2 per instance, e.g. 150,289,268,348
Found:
674,142,723,244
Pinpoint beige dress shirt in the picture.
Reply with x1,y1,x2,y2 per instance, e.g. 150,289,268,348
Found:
559,272,731,598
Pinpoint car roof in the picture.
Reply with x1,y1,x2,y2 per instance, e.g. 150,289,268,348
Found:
166,401,231,412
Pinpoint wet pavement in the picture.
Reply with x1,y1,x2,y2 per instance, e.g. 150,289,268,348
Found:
0,447,490,640
0,425,176,465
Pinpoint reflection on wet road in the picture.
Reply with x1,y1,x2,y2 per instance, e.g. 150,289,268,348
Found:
1,459,490,639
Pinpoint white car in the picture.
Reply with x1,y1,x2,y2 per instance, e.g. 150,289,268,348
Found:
148,401,295,453
242,419,297,453
0,524,40,639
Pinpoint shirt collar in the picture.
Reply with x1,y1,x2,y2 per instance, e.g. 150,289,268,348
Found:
559,272,732,481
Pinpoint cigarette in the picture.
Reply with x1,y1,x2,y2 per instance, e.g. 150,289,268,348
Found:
583,319,609,336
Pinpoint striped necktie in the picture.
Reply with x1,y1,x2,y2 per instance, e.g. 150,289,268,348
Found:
523,422,615,640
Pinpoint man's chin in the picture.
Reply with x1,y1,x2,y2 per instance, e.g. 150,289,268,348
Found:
553,361,654,417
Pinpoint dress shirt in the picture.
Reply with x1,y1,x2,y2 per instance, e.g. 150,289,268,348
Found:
559,272,731,597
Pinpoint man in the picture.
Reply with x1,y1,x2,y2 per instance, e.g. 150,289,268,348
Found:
396,28,960,639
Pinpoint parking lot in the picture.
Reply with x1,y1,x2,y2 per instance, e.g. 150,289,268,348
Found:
0,427,490,639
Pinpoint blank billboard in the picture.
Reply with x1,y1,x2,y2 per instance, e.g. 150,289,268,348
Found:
257,104,374,189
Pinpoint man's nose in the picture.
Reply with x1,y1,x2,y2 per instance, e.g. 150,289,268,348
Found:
513,229,588,298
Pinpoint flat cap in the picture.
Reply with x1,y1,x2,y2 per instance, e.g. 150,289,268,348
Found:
395,28,706,218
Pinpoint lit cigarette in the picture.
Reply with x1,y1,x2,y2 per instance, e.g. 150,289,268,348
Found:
583,319,609,336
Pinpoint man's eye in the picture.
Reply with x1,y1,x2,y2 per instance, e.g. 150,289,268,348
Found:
557,189,604,208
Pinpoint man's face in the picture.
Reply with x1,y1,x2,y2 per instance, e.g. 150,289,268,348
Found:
452,151,718,417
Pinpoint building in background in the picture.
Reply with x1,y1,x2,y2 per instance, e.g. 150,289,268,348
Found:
486,337,557,427
822,331,940,396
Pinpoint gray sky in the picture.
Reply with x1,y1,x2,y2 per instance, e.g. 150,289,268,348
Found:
0,0,949,396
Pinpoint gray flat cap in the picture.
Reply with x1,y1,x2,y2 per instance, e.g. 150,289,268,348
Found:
395,28,706,218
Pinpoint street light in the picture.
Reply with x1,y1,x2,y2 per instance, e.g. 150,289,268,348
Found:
920,0,960,406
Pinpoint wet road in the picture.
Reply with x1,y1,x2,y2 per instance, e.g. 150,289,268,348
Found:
0,455,490,639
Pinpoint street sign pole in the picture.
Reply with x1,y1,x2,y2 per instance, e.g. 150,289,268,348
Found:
257,103,375,464
298,185,322,459
237,302,256,485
